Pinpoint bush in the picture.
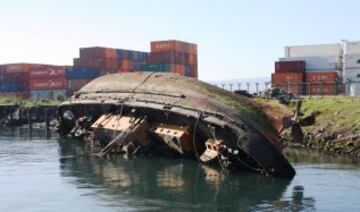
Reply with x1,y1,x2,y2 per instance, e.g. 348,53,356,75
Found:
56,94,65,102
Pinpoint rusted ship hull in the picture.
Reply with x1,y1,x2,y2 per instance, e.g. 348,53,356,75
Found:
57,73,295,178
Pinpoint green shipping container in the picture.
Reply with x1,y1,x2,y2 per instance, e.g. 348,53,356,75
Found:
140,64,171,72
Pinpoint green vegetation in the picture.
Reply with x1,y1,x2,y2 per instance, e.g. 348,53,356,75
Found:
292,96,360,136
0,96,60,108
254,96,360,157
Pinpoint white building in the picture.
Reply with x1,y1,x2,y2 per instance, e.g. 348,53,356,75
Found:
284,40,360,96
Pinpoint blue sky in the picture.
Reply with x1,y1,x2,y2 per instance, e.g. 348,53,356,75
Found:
0,0,359,81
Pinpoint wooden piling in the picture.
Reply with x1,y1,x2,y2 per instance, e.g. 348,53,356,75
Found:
27,109,32,137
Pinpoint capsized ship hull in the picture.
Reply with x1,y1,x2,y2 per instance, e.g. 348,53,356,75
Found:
57,72,295,178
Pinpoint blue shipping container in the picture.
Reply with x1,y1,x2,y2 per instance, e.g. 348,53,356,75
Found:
116,49,149,61
66,67,100,80
30,90,67,100
185,66,192,77
0,82,25,92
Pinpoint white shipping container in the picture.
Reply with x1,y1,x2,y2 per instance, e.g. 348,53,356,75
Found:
285,43,342,58
279,56,341,70
345,41,360,55
344,54,360,69
344,69,360,81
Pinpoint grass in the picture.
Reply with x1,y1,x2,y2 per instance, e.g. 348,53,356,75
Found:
295,96,360,136
0,96,60,108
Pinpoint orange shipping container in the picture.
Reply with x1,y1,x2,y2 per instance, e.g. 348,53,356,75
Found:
305,72,338,82
80,47,117,59
151,40,196,54
5,64,30,73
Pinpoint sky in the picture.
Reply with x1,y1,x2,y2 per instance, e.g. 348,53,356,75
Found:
0,0,360,82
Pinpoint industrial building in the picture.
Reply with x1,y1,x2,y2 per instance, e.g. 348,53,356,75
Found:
272,40,360,96
0,40,198,100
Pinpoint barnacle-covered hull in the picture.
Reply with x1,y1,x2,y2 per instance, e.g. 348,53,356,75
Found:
57,72,295,178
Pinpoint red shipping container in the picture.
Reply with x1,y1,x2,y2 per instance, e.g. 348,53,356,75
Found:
188,54,197,65
74,58,117,70
189,44,198,55
271,72,304,85
309,83,336,95
29,66,66,79
29,78,67,90
275,61,305,73
305,72,338,82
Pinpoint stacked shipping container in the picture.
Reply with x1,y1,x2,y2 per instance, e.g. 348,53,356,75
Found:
272,42,346,95
142,40,198,77
74,47,149,74
271,61,305,95
29,65,67,100
0,39,199,99
66,67,100,95
0,64,30,98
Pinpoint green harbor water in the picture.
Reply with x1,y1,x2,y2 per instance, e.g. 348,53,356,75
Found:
0,127,359,212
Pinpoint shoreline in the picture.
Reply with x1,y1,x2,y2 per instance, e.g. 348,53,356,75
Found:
252,96,360,158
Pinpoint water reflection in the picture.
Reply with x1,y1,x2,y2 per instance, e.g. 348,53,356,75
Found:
0,126,57,139
58,140,312,211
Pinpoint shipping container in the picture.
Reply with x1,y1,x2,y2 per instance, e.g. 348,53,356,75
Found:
29,66,66,79
67,79,92,92
275,61,305,73
30,90,67,100
0,92,29,99
271,72,304,84
0,65,5,73
285,43,342,57
0,72,29,82
140,64,172,72
74,57,118,70
308,83,336,95
66,67,100,80
279,56,341,70
29,78,67,90
305,72,339,82
80,47,117,59
147,52,196,65
271,83,303,95
5,63,30,73
0,82,27,92
151,40,197,54
116,49,149,61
